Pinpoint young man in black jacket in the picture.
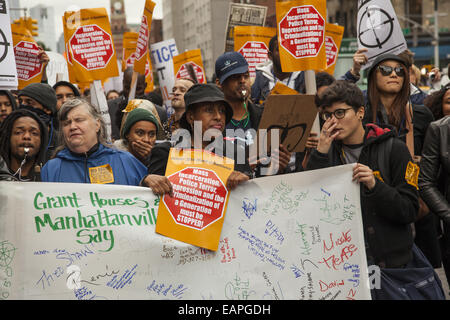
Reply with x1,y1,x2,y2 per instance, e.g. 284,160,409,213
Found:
305,81,419,273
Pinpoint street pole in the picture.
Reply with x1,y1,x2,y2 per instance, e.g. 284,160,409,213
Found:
434,0,439,69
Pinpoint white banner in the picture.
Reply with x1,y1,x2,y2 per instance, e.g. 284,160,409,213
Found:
150,39,178,115
357,0,407,69
0,164,371,300
0,0,18,89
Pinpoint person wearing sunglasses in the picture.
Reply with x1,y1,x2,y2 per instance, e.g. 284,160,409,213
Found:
304,81,426,298
366,53,441,269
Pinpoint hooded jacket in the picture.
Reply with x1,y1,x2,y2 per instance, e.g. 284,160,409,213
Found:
0,109,48,181
41,143,147,186
306,124,419,268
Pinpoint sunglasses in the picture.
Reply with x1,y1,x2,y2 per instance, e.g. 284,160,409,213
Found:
377,65,405,78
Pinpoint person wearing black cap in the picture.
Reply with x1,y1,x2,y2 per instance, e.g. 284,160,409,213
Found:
0,109,48,181
18,82,58,161
215,51,292,176
141,83,252,195
366,53,440,269
53,81,81,111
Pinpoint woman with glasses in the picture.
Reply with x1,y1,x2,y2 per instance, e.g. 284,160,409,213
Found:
419,84,450,292
365,53,440,270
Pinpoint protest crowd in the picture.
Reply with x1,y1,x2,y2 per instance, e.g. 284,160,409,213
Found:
1,0,450,301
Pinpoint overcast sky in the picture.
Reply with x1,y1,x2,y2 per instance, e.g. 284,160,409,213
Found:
19,0,163,41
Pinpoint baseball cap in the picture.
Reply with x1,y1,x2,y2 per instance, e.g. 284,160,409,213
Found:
215,51,249,85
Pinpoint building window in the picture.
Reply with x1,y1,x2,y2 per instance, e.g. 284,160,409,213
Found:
405,0,422,27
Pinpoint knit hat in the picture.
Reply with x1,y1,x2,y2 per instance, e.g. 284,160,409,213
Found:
179,83,233,131
18,83,57,115
120,108,160,139
53,81,81,97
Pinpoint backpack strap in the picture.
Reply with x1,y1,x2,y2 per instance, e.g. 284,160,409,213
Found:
376,136,393,186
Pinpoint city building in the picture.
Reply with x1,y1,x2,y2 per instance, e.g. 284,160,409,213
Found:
162,0,233,80
29,4,56,52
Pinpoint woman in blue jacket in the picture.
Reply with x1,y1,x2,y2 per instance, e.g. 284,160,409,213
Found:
41,98,147,186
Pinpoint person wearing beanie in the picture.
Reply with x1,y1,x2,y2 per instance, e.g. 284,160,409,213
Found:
113,108,160,167
0,109,48,181
53,81,81,111
18,83,59,161
141,83,252,196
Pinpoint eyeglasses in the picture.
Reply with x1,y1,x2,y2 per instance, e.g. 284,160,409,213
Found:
377,65,405,78
321,108,354,121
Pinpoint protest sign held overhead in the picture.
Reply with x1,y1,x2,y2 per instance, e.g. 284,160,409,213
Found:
134,0,156,75
63,8,119,83
0,1,18,90
11,24,43,89
156,149,234,251
357,0,407,70
173,49,206,84
225,3,267,52
234,26,276,78
276,0,327,72
324,23,344,75
150,39,178,112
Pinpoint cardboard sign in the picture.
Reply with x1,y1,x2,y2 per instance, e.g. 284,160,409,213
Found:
258,94,317,153
0,1,18,90
233,26,276,78
63,8,119,83
225,3,267,52
357,0,407,70
172,49,206,84
11,24,43,89
133,0,156,75
0,165,372,300
156,148,234,251
324,23,344,75
276,0,327,72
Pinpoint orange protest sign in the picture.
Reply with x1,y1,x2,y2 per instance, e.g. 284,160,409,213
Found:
145,53,154,93
63,8,119,83
122,32,139,72
134,0,156,75
233,26,276,78
173,49,207,84
324,23,344,75
11,24,43,89
155,148,234,251
276,0,327,72
270,82,298,95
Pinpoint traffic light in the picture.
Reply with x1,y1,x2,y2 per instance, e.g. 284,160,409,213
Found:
25,17,39,37
11,17,39,37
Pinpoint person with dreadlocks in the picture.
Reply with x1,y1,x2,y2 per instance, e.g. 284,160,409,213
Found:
0,109,48,181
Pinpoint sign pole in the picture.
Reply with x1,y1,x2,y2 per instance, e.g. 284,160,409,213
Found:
305,69,320,134
128,71,139,101
90,80,112,142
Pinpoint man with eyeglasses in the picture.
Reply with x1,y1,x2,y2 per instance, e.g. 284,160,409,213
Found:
305,81,422,299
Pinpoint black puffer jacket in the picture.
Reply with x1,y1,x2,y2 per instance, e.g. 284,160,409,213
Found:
306,124,419,268
419,116,450,222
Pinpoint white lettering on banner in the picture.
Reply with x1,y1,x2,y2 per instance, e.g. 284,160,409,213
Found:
0,164,371,300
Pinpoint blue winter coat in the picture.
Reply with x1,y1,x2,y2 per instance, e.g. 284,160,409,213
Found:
41,144,147,186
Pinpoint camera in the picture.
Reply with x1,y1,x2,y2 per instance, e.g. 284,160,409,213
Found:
429,72,436,81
